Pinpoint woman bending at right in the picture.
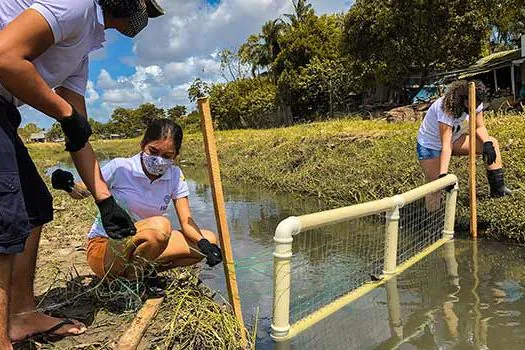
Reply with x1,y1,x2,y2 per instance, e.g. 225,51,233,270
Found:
417,80,511,197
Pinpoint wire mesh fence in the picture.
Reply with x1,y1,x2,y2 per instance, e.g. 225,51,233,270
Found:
285,188,448,327
397,193,447,265
289,214,385,324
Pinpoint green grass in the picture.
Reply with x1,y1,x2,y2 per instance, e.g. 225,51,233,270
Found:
29,113,525,243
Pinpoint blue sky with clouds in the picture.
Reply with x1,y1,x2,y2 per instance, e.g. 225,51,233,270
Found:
21,0,353,129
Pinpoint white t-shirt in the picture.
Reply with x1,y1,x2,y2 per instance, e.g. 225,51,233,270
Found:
0,0,105,105
88,154,190,239
417,97,483,151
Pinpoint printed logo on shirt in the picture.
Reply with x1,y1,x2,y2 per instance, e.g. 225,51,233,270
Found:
159,195,171,211
453,119,468,136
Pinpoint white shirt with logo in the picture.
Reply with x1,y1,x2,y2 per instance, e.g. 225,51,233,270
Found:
0,0,105,105
88,154,190,239
417,97,483,151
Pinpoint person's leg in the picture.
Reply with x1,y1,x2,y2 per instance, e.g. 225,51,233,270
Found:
8,228,86,342
155,230,218,271
0,255,13,350
452,134,511,197
4,102,85,341
0,101,33,345
451,134,501,169
419,155,442,212
102,216,172,279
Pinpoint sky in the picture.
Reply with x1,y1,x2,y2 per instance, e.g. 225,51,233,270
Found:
21,0,353,129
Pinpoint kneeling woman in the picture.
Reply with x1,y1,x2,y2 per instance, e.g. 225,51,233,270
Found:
52,119,222,280
417,80,511,197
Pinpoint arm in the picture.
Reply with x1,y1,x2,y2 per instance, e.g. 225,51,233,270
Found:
0,9,71,118
475,111,490,143
174,197,205,243
439,122,453,175
55,87,111,201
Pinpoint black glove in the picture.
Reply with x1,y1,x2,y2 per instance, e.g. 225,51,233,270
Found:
59,106,92,152
96,196,136,240
482,141,497,166
51,169,74,193
438,173,455,193
197,239,223,267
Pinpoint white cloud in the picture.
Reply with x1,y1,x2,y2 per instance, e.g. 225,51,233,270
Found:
97,69,120,89
85,81,100,104
81,0,353,125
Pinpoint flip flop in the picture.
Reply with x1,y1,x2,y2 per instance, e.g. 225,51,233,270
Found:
29,318,85,343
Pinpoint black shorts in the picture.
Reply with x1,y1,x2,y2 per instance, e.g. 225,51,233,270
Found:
0,99,53,254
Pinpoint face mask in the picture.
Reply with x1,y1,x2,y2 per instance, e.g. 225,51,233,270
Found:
141,152,173,176
121,4,149,38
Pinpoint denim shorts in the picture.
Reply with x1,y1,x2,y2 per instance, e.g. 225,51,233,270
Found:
0,99,53,254
416,142,441,161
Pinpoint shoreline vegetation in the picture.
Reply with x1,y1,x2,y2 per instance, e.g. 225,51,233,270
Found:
27,113,524,348
30,113,525,242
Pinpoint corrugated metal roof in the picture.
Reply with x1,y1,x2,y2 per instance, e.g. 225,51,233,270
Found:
437,49,522,80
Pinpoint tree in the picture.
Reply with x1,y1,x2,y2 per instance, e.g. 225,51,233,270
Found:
18,122,42,141
479,0,525,51
284,0,315,26
218,49,250,82
135,103,165,128
342,0,488,90
275,13,345,117
188,78,211,102
167,105,187,120
89,118,107,137
239,19,286,79
46,122,64,141
110,107,139,137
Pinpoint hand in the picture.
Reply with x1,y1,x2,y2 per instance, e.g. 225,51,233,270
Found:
482,141,497,165
438,173,455,193
69,184,92,200
96,196,136,240
59,106,92,152
197,239,223,267
51,169,74,193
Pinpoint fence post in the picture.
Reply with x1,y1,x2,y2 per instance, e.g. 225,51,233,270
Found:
271,217,301,341
443,181,459,240
383,196,404,275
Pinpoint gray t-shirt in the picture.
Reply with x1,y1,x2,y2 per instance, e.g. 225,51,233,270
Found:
417,97,483,150
0,0,105,105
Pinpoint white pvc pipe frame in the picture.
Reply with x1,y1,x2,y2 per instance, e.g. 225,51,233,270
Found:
271,174,459,341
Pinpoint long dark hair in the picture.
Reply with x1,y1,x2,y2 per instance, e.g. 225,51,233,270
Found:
442,80,488,118
97,0,143,18
141,119,183,155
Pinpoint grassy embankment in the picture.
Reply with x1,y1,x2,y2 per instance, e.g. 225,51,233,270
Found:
30,113,525,243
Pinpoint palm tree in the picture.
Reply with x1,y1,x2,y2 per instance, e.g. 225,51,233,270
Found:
239,19,285,79
260,19,285,64
284,0,314,26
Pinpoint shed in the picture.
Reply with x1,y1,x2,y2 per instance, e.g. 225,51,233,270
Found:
30,132,46,143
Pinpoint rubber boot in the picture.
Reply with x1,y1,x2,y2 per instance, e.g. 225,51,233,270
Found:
487,168,513,198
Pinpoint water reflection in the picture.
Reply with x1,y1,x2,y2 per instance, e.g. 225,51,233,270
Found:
45,164,525,349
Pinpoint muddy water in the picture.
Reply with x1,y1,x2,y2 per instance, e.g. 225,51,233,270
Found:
47,164,525,349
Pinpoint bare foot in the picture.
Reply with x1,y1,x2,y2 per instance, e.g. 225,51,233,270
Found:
9,312,86,342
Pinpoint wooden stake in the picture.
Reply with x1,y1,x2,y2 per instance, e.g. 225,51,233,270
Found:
116,297,164,350
198,97,247,343
469,82,478,239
